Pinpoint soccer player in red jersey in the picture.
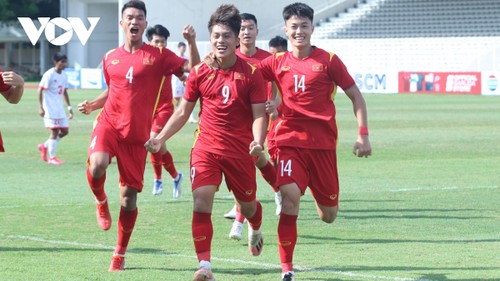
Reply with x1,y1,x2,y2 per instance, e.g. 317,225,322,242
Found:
144,4,267,280
258,3,372,281
225,12,282,241
76,0,200,271
0,69,24,152
145,24,185,199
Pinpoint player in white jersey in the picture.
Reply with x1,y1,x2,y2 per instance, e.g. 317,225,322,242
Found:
37,53,73,165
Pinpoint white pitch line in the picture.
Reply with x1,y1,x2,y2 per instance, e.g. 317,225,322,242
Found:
0,233,437,281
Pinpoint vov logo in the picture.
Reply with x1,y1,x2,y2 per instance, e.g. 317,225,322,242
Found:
18,17,100,46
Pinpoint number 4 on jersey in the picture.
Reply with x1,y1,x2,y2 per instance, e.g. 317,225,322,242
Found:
125,67,134,83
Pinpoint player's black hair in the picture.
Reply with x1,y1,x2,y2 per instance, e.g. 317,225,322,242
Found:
240,13,258,26
208,4,241,37
178,42,186,48
282,2,314,22
53,52,67,62
146,24,170,41
268,35,288,50
122,0,147,18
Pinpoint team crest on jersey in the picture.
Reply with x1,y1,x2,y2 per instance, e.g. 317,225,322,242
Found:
143,57,155,65
312,64,324,72
234,72,244,80
111,59,119,65
281,66,290,71
207,73,215,80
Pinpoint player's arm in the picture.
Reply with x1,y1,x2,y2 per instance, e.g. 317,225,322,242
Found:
181,25,200,72
249,102,267,156
344,84,372,158
63,89,73,119
37,87,45,117
267,82,281,120
145,98,195,153
1,71,24,104
78,88,108,115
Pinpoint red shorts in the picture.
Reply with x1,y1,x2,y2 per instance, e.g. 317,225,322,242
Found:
151,105,174,134
0,131,4,152
88,122,147,191
190,148,257,202
276,147,339,207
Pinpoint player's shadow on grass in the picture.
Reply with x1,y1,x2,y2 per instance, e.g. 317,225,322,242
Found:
299,235,500,244
306,266,500,281
297,207,492,221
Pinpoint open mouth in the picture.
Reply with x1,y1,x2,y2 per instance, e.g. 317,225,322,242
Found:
130,27,139,35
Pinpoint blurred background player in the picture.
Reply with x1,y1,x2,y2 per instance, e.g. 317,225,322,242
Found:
77,0,199,271
258,3,372,280
37,52,73,165
144,4,267,280
172,41,198,123
268,35,288,53
0,69,24,152
223,12,282,242
145,24,184,199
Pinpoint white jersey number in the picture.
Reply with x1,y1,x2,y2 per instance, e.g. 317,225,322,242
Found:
293,74,305,92
222,85,230,103
125,67,134,83
279,159,292,177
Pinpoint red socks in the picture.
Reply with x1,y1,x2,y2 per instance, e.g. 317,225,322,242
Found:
192,212,213,262
150,152,163,180
259,161,278,192
162,151,178,179
246,201,263,231
86,168,106,202
115,208,138,255
278,213,298,272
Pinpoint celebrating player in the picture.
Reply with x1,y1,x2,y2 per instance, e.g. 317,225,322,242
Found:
224,12,282,243
258,3,372,280
144,4,267,280
77,0,199,271
145,24,184,198
37,53,73,165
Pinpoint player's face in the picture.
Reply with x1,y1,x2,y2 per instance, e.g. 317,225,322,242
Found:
210,24,238,60
239,20,258,46
284,16,313,50
149,34,166,48
120,8,147,43
54,59,67,72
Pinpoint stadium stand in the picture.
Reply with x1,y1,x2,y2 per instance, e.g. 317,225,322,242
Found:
313,0,500,39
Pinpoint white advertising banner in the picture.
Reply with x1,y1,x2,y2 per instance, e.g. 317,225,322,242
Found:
352,70,398,94
481,72,500,95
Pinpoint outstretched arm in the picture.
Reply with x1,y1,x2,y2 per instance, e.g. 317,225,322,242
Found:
145,98,196,153
344,84,372,158
1,71,24,104
182,25,200,72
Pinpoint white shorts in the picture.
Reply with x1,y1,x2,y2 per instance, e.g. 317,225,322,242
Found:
44,117,69,129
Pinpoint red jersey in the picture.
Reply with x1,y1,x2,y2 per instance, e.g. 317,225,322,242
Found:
101,44,185,144
236,47,272,97
184,57,267,158
155,71,183,115
259,47,355,150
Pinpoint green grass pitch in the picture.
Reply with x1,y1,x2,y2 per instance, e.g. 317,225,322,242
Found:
0,86,499,280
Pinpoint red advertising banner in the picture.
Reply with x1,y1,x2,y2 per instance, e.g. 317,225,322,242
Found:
399,72,482,94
